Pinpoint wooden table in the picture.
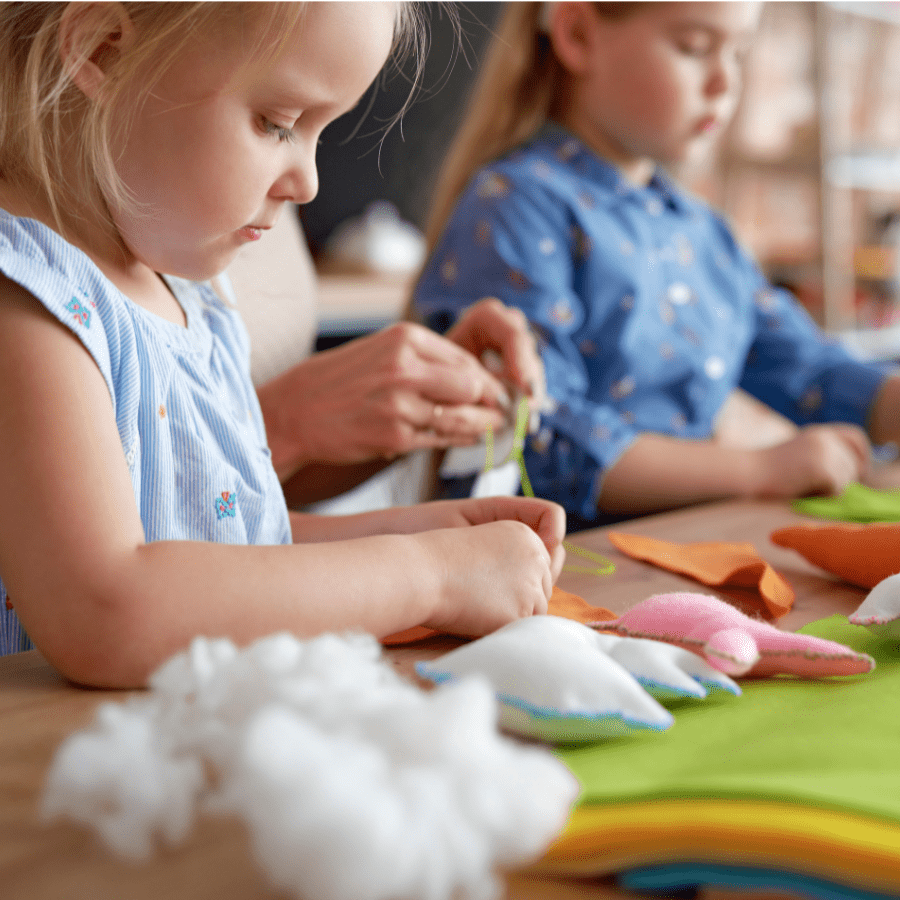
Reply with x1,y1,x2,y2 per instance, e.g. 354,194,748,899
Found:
0,500,872,900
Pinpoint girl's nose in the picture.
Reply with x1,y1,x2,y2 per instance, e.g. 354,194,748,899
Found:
707,49,742,101
271,142,319,205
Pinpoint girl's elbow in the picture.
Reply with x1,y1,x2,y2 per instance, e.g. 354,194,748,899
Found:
24,586,158,689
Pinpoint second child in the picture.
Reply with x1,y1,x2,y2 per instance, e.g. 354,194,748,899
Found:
412,2,900,530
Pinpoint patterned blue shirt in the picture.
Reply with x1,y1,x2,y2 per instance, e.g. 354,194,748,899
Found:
0,212,292,655
413,123,895,528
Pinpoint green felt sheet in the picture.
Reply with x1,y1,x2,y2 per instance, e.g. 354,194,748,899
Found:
792,483,900,522
556,617,900,825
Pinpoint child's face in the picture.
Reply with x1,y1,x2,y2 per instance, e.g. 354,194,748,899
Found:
562,2,761,175
110,3,398,281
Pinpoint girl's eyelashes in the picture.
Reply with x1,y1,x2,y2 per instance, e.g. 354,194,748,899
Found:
670,27,717,58
259,116,298,144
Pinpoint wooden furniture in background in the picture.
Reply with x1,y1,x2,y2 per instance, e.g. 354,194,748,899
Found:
315,268,412,342
701,1,900,340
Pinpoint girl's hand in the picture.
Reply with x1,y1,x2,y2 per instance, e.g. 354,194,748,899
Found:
417,519,555,638
379,496,566,580
752,424,872,498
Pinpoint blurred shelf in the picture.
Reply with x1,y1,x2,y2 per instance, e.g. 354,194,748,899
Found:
825,151,900,190
828,0,900,25
316,268,413,337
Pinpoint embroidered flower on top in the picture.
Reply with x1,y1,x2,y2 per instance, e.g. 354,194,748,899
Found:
557,139,580,162
440,253,459,285
477,172,510,199
474,221,491,246
549,298,573,324
66,296,95,328
754,288,778,312
215,490,237,519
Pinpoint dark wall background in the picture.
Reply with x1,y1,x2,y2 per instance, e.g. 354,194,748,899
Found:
298,2,502,258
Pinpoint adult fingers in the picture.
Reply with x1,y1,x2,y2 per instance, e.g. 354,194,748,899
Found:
398,391,508,451
447,298,545,398
394,322,510,409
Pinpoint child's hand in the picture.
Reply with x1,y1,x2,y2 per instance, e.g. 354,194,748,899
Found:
398,496,566,580
416,519,558,638
753,424,872,498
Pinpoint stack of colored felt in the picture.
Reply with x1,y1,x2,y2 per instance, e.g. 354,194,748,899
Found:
532,616,900,899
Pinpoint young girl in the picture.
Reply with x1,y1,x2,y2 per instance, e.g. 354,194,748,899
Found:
0,2,566,686
412,2,900,531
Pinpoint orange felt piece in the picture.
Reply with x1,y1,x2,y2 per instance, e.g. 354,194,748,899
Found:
381,586,615,645
771,522,900,590
607,532,794,619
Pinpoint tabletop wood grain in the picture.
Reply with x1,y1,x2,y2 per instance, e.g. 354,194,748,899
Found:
0,499,870,900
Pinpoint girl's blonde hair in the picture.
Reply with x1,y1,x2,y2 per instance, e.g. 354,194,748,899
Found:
0,2,427,243
424,2,646,253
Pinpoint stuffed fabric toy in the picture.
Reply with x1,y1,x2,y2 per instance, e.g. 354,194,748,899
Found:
849,573,900,638
416,615,739,744
602,592,875,678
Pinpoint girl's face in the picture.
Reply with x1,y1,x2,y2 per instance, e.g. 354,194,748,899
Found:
110,3,398,281
557,2,761,180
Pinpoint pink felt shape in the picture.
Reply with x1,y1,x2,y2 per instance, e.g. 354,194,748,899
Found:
601,592,875,678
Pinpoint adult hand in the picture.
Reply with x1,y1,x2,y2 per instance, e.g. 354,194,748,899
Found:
445,297,546,409
259,321,513,479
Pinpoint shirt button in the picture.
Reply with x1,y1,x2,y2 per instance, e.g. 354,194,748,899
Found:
539,237,556,255
705,356,726,379
668,282,693,305
646,198,664,216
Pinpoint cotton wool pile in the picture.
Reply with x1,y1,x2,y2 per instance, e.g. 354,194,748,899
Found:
41,631,579,900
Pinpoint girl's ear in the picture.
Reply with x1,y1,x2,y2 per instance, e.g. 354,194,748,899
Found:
58,2,135,99
547,2,598,75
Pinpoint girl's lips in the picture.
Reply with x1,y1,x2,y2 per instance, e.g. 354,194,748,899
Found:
697,116,719,134
239,226,264,241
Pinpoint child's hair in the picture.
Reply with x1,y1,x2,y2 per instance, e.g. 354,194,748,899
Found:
0,2,430,245
424,2,647,252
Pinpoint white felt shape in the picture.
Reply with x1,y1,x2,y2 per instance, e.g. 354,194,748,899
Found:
469,460,522,498
43,632,579,900
850,572,900,638
589,631,741,701
416,615,680,743
440,425,518,477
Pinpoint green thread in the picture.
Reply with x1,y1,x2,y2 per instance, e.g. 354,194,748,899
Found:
484,422,494,472
560,540,616,576
484,396,615,577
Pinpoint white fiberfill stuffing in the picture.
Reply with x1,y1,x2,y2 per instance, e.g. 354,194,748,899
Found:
42,631,578,900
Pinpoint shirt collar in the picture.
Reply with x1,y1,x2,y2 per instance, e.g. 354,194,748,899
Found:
535,121,693,215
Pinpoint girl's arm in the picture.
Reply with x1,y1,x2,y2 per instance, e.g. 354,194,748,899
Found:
866,372,900,446
289,495,565,575
0,284,557,688
596,425,872,516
